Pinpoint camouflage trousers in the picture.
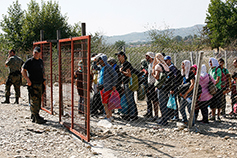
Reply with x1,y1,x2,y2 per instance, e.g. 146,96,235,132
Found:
28,83,43,115
5,74,22,98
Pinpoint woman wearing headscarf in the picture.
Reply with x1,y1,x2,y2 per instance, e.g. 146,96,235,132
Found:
195,64,215,124
179,60,195,125
191,64,197,75
208,57,222,121
152,53,170,126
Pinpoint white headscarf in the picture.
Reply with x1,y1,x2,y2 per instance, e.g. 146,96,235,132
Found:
181,60,191,79
209,57,219,68
200,64,207,77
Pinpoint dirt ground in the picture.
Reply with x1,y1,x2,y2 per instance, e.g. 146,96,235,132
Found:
1,84,237,158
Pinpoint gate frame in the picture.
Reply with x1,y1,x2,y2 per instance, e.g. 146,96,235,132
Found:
58,35,91,142
33,41,54,115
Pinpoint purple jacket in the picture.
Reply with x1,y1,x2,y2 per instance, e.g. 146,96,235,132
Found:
199,74,216,101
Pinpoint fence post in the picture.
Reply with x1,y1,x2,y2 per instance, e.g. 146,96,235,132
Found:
225,51,227,68
188,51,204,129
40,30,44,41
196,51,198,65
190,52,194,65
57,30,63,116
174,53,177,66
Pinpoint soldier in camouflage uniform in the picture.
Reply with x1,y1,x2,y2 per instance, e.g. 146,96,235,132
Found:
21,47,46,124
2,50,24,104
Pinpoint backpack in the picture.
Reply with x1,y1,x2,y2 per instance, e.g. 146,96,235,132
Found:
128,73,139,92
154,64,175,91
90,91,103,116
131,68,145,87
215,66,229,89
170,65,183,87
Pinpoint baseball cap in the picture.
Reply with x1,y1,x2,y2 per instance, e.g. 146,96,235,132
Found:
145,52,155,59
164,55,171,60
115,51,126,56
107,57,117,64
115,51,127,60
91,53,103,61
78,60,83,66
33,47,41,53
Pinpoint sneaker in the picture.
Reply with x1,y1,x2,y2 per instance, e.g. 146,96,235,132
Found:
99,114,106,119
143,113,152,118
209,116,215,121
217,117,221,122
110,117,114,122
171,116,178,121
201,121,209,124
157,122,168,126
129,116,138,121
104,117,111,122
151,116,158,122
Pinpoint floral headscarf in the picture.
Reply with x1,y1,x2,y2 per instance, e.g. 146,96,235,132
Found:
152,53,169,70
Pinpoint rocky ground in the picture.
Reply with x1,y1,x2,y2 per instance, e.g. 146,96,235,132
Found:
1,84,237,158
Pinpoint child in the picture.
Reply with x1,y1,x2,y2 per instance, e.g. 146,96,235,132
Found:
74,60,84,114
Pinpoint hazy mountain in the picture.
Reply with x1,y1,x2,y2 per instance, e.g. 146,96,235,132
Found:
104,24,204,44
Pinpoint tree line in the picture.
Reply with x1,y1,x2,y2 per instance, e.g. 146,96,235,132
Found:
0,0,81,53
1,0,237,55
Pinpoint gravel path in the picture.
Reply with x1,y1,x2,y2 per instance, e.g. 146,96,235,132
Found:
1,84,237,158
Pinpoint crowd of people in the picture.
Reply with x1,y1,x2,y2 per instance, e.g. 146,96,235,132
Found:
3,48,237,127
89,51,237,126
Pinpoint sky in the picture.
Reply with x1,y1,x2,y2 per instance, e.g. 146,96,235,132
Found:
0,0,211,36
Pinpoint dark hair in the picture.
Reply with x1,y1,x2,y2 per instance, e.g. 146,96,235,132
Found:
218,58,225,63
10,49,15,54
232,72,237,79
161,53,166,57
91,53,97,57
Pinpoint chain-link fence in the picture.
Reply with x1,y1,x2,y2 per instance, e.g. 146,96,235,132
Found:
89,45,237,142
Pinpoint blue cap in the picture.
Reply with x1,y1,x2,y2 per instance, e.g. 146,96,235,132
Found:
164,55,171,60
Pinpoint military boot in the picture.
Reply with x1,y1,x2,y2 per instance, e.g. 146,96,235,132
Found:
32,114,47,124
2,96,10,104
14,97,19,104
31,114,46,123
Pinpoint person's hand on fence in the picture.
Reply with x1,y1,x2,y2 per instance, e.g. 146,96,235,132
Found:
27,78,32,86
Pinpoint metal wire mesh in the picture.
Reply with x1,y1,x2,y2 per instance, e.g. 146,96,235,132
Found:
89,45,237,137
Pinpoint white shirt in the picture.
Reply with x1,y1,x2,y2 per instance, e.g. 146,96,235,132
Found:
148,61,156,84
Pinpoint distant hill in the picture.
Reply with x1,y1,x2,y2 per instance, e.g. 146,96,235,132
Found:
104,24,204,44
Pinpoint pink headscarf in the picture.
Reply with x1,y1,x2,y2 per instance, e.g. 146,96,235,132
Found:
191,64,197,75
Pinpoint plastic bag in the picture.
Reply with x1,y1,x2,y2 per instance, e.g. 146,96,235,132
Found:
118,94,128,114
167,94,176,110
108,90,122,111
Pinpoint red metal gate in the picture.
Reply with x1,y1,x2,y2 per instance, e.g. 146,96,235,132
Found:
58,36,91,142
33,41,54,115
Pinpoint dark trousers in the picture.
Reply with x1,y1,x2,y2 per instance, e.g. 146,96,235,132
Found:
195,100,210,123
146,84,158,115
124,84,138,118
158,89,170,124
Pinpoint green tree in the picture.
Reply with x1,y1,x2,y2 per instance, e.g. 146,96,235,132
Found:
0,0,24,51
205,0,229,52
1,0,80,51
114,40,125,51
148,27,174,52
